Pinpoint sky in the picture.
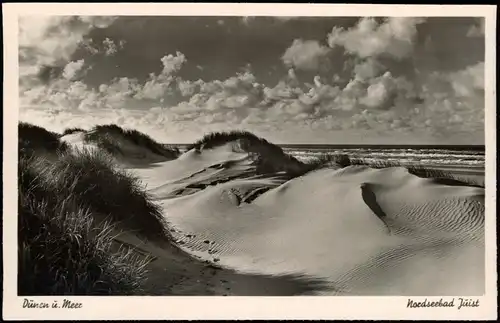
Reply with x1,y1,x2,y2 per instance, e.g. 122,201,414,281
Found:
18,16,485,144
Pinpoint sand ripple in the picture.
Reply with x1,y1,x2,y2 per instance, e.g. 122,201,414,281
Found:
129,148,485,295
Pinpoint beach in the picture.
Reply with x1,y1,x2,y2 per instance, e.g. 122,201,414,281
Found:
117,140,485,296
18,125,485,296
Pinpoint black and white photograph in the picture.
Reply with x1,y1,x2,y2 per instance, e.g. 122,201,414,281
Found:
3,3,497,321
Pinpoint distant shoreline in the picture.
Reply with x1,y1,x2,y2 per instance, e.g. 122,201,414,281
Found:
166,143,486,151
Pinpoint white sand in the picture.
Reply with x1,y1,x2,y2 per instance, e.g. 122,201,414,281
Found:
60,132,98,152
132,144,484,295
63,138,486,295
60,131,176,166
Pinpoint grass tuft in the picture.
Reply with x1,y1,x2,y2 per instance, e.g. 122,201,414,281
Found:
19,122,68,157
187,130,304,175
18,153,153,295
302,153,483,187
62,127,86,136
83,124,179,159
45,147,171,243
302,153,351,170
187,130,273,151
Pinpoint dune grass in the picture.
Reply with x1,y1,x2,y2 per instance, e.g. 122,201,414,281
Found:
302,153,484,187
62,127,86,135
187,130,276,151
83,124,179,159
302,153,352,170
184,130,483,186
187,130,304,175
17,123,483,294
18,153,153,295
19,122,68,156
46,148,170,242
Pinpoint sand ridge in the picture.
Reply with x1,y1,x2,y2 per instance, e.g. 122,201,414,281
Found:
60,137,485,295
139,148,484,296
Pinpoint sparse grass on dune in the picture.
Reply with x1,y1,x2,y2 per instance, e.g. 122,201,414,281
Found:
84,124,179,159
19,122,68,156
187,130,276,151
187,130,304,176
302,153,484,187
302,153,352,170
122,128,179,158
44,148,171,243
62,127,86,136
185,130,483,186
17,123,483,294
18,154,151,295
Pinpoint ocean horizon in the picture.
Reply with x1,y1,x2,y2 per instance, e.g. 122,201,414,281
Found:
167,143,485,169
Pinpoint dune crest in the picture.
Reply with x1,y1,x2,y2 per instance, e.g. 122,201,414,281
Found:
128,138,485,296
60,124,180,166
23,123,485,296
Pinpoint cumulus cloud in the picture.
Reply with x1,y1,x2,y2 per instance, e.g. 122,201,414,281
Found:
132,52,188,100
282,39,331,71
448,62,484,97
62,59,85,80
353,58,385,81
79,38,100,55
79,37,126,56
327,17,426,60
19,17,485,144
360,72,398,109
102,37,126,56
19,15,118,94
160,51,187,76
19,16,117,67
177,79,203,97
171,72,262,115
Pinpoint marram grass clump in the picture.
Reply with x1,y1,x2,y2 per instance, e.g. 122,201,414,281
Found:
302,153,484,187
42,147,171,243
19,122,68,156
83,124,179,159
62,127,86,136
187,130,304,176
18,153,153,295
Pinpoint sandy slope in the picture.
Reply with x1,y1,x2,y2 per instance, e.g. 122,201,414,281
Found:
137,145,484,295
62,136,486,295
60,130,176,166
60,132,98,151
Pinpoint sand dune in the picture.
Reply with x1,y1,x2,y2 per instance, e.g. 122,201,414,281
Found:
119,142,484,296
60,132,98,151
61,125,179,167
54,131,485,296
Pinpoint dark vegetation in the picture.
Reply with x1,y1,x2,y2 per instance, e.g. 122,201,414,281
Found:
16,123,483,294
302,153,484,187
18,122,172,295
45,149,171,242
83,124,179,160
19,122,68,156
187,130,304,176
19,157,151,295
301,153,352,170
18,152,155,295
185,130,483,187
62,127,86,135
187,130,275,151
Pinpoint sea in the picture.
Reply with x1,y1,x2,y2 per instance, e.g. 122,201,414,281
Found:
172,144,485,173
280,145,485,172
